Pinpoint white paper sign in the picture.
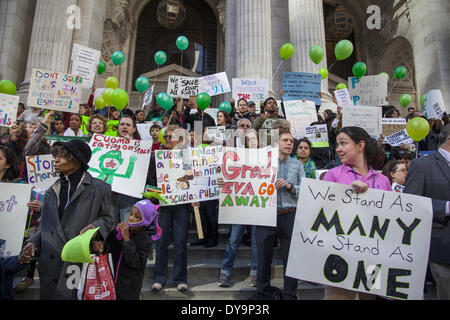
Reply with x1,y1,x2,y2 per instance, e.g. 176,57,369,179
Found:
286,178,432,300
383,129,414,147
167,76,199,98
283,100,318,139
71,44,101,89
304,124,329,148
0,94,19,127
206,126,226,141
348,75,388,106
343,105,382,138
334,89,352,107
199,72,231,97
0,183,33,258
424,90,445,119
26,154,58,190
136,123,153,141
142,84,155,110
232,78,269,103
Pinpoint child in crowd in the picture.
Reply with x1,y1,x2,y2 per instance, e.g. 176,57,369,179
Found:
93,200,161,300
150,124,162,153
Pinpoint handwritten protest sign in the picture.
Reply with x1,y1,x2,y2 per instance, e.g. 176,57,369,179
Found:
383,129,414,147
283,100,318,139
286,178,432,300
142,84,154,109
26,154,58,190
343,105,382,138
88,134,152,198
334,88,352,107
283,72,322,105
28,68,82,113
304,124,329,148
167,76,199,98
219,147,278,227
232,78,269,103
0,183,32,258
156,146,222,205
424,90,445,119
0,94,19,128
348,75,388,106
382,118,407,137
71,44,101,89
199,72,231,97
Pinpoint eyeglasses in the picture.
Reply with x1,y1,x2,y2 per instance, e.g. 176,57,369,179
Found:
239,124,250,128
395,168,407,173
163,135,174,140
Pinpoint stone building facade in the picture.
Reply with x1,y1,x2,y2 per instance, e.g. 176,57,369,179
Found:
1,0,449,114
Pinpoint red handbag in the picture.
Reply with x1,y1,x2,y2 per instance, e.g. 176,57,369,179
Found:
78,254,116,300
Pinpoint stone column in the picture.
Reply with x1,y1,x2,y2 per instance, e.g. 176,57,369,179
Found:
18,0,77,101
235,0,273,88
288,0,334,109
223,0,236,102
72,0,107,50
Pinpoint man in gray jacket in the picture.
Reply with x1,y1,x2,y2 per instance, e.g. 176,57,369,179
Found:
21,139,113,300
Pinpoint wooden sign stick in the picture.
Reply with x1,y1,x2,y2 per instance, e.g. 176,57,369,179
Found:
193,206,204,240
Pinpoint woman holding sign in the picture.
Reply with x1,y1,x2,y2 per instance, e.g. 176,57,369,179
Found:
323,126,392,300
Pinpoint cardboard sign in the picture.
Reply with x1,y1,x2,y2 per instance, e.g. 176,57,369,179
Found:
283,100,318,139
232,78,269,103
26,154,58,189
0,94,19,127
155,146,222,205
28,68,82,113
167,76,199,98
286,178,432,300
343,105,382,139
334,89,352,107
71,44,101,89
199,72,231,97
304,124,329,148
424,90,445,119
382,118,407,137
88,134,152,198
219,147,278,227
383,129,414,147
0,183,33,258
283,72,322,105
348,75,388,106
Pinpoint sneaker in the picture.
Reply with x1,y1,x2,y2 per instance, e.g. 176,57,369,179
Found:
151,282,163,292
177,283,188,292
14,277,34,293
250,275,257,287
218,273,230,287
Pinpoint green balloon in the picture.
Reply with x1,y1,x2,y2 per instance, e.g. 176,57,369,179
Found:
219,102,232,114
154,51,167,66
280,43,295,60
95,96,107,110
399,94,412,108
335,40,354,61
102,88,115,106
135,76,150,93
336,83,347,90
394,66,407,80
176,36,189,51
309,45,325,65
319,68,329,80
156,92,173,111
105,77,119,89
420,93,427,107
111,89,129,110
352,62,367,78
112,51,125,66
407,117,430,142
197,92,211,111
158,127,167,145
0,79,17,95
97,61,106,75
379,72,390,83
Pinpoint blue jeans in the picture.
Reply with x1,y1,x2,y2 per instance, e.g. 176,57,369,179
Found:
220,225,257,277
154,204,190,285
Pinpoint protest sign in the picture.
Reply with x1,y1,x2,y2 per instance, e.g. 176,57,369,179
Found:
71,44,101,89
199,72,231,97
167,76,199,98
424,90,446,119
348,75,388,106
136,123,153,141
28,68,82,113
206,126,226,142
283,72,322,105
232,78,269,103
383,129,414,147
88,134,152,198
382,118,407,137
45,135,91,147
0,183,32,258
286,178,432,300
155,146,222,205
334,88,352,107
316,170,329,180
219,147,278,227
283,100,318,139
343,105,382,138
0,94,19,128
304,124,329,148
142,84,155,109
26,154,58,189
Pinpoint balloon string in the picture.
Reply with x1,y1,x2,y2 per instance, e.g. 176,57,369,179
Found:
153,65,160,89
272,60,284,81
388,80,398,96
328,60,337,71
180,53,183,76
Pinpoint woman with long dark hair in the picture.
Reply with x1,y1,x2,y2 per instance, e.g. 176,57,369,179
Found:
0,146,21,182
